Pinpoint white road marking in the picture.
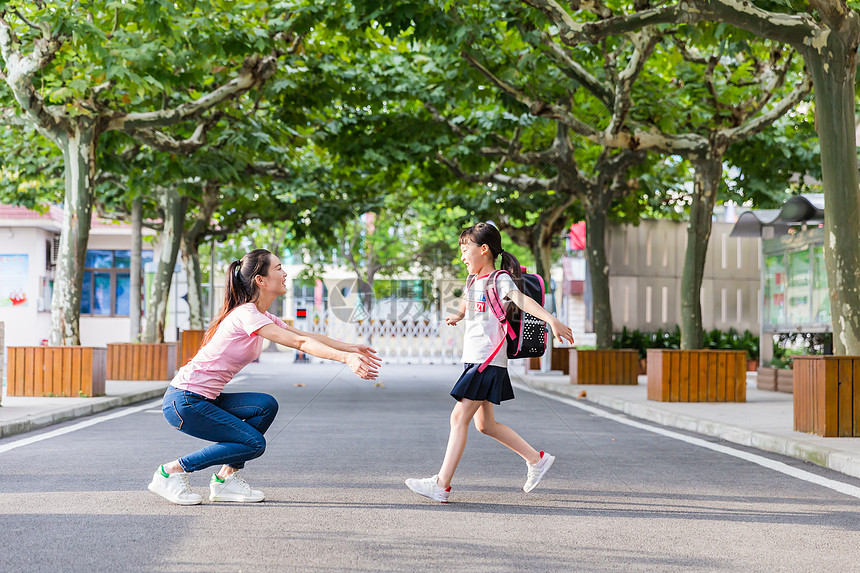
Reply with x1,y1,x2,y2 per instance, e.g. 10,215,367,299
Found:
515,382,860,500
0,399,162,455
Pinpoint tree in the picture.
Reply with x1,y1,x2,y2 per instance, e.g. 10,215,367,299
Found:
95,136,300,341
520,0,860,354
0,1,288,344
476,8,810,347
723,109,821,207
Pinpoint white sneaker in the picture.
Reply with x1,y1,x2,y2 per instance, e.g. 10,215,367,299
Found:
148,466,203,505
523,451,555,493
405,474,450,503
209,471,265,502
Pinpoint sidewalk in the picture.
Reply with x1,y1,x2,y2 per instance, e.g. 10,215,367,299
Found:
518,369,860,481
0,380,168,439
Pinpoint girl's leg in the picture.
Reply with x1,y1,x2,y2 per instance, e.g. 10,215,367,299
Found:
437,398,484,488
473,402,540,465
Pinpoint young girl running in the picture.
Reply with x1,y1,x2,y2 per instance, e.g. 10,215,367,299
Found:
149,248,381,505
406,223,574,502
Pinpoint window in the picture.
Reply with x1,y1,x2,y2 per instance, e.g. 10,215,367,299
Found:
786,248,811,324
80,250,153,316
763,254,786,327
812,245,830,323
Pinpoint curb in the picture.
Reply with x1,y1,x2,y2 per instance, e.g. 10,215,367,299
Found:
0,386,166,440
524,378,860,481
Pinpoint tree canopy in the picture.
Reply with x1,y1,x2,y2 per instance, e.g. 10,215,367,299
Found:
0,1,834,351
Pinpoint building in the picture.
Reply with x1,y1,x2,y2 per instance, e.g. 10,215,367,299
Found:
730,194,829,365
0,204,177,347
603,218,762,334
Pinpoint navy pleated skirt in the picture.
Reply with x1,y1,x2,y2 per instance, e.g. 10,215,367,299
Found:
450,363,515,405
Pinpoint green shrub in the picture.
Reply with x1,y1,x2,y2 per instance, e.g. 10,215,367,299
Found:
612,326,649,359
613,326,758,361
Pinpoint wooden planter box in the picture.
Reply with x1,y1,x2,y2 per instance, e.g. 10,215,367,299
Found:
178,329,206,368
551,346,571,375
793,356,860,437
776,368,794,393
647,349,746,402
6,346,106,397
569,349,639,385
107,342,177,381
757,367,778,391
523,348,578,375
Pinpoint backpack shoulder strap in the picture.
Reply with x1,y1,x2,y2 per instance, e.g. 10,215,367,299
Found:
477,270,517,373
486,270,516,340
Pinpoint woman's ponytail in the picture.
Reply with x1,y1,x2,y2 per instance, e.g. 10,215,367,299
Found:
229,260,249,299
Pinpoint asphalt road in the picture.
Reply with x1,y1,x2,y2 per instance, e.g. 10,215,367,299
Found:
2,357,860,572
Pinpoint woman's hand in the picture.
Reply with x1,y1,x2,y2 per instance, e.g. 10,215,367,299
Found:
445,313,464,326
345,350,382,380
353,344,378,359
549,318,575,346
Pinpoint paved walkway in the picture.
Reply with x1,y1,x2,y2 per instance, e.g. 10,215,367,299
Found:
3,366,860,483
0,380,167,438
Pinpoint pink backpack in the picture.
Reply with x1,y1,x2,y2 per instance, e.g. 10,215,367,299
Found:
467,269,548,372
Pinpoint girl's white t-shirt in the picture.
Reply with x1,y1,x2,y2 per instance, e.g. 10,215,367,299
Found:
461,273,519,368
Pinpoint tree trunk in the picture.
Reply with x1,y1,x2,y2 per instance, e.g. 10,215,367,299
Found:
531,225,554,303
129,196,142,342
209,237,217,324
583,195,613,349
142,188,187,343
181,233,205,330
804,45,860,355
680,154,722,350
49,122,98,346
529,210,573,315
357,278,374,317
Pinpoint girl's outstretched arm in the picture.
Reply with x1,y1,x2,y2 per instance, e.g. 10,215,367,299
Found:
256,324,381,380
446,298,467,326
505,291,575,346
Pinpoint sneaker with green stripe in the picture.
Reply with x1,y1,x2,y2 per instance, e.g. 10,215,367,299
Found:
209,471,265,503
148,465,203,506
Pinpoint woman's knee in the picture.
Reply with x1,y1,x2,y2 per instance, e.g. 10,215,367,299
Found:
261,394,279,417
248,434,267,458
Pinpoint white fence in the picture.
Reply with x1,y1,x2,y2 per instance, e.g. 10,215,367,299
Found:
299,316,464,365
263,306,465,364
280,288,467,364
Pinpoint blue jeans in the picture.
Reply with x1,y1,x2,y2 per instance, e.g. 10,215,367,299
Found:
162,386,279,473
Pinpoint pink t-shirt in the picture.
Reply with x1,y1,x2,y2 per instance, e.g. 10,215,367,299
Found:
171,303,287,399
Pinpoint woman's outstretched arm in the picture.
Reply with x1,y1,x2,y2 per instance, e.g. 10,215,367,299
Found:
256,324,381,380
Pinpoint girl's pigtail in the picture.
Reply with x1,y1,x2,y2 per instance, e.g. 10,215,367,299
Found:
500,251,523,287
499,251,524,325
